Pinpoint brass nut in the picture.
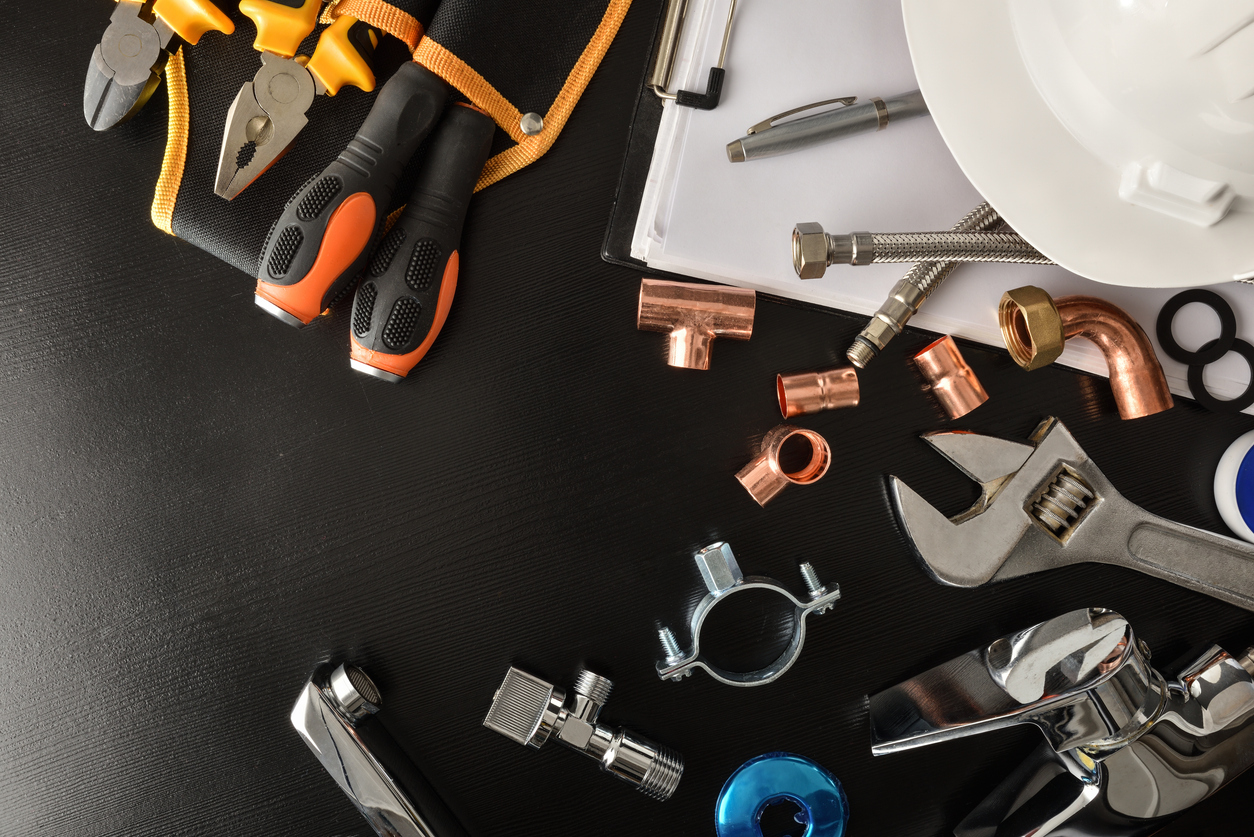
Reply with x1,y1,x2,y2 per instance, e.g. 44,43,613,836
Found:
793,223,829,279
999,286,1064,371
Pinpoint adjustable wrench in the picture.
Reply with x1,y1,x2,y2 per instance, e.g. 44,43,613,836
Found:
890,416,1254,611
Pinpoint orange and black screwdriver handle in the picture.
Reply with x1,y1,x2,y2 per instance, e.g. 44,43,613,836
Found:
349,103,495,382
255,62,451,327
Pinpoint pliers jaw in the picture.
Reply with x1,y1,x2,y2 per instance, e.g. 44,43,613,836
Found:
214,53,315,200
84,1,172,131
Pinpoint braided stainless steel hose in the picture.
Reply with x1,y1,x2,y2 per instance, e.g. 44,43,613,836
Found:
843,231,1048,264
792,220,1052,278
846,202,1002,368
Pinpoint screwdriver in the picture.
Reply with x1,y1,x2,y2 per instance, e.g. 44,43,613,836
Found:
349,103,495,382
85,0,234,130
255,61,452,327
215,0,382,199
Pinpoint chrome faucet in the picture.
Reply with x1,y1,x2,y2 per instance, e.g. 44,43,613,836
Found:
291,663,468,837
869,608,1254,837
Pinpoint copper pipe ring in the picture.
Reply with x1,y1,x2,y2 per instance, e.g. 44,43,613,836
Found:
735,425,832,506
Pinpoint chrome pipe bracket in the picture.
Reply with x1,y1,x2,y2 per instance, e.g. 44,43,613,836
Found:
656,542,841,687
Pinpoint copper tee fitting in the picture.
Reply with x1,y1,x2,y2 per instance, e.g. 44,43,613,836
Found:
735,425,831,506
913,336,988,420
777,367,860,418
999,287,1174,420
637,279,755,370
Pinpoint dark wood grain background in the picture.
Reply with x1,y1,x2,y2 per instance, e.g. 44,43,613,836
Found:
2,2,1252,835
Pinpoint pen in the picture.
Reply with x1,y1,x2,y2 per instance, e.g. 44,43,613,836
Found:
727,89,928,162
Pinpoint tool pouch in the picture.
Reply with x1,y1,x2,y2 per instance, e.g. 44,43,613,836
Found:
149,0,632,276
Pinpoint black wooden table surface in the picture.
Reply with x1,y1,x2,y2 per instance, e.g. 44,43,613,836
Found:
3,2,1253,836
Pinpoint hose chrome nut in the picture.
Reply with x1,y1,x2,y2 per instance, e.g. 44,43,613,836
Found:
483,666,683,801
792,222,830,279
998,285,1065,371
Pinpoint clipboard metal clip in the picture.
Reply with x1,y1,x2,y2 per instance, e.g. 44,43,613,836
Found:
648,0,737,110
746,97,859,135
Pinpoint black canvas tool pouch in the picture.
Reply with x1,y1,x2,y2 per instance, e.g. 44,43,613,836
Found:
149,0,633,276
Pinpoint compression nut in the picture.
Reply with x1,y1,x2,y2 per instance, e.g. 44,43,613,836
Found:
999,286,1065,371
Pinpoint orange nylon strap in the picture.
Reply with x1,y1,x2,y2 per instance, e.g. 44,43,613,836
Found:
320,0,424,51
413,0,632,192
151,46,189,234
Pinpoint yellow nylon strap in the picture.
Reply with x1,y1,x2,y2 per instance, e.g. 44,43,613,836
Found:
413,0,632,192
320,0,424,51
151,46,189,235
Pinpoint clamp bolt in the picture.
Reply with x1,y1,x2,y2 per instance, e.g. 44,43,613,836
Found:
658,627,691,680
799,562,833,614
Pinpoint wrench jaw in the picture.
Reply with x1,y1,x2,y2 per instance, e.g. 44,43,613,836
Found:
891,418,1123,589
888,476,1026,586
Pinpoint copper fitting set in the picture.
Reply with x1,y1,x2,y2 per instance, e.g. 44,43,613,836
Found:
999,286,1173,420
633,268,1178,511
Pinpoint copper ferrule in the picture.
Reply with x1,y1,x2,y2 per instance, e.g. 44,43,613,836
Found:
1000,288,1174,420
637,279,756,370
913,335,988,420
735,425,832,506
777,367,860,418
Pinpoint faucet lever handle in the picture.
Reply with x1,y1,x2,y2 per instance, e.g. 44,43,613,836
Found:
871,608,1157,756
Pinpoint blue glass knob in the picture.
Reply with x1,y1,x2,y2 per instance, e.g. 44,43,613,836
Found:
715,752,849,837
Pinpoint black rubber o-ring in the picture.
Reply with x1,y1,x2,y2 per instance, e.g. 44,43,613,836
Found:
1188,338,1254,414
1156,289,1236,365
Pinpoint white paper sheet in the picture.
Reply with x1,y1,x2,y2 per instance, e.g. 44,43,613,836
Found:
631,0,1254,412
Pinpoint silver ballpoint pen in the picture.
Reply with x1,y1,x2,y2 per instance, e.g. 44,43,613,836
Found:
727,89,929,162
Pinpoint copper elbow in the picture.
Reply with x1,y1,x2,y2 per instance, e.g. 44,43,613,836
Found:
637,279,755,370
912,336,988,420
999,287,1174,420
777,367,860,418
735,425,831,506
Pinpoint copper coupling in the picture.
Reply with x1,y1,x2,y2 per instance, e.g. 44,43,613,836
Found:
999,287,1174,420
912,336,988,420
735,425,832,506
637,279,755,370
777,367,860,418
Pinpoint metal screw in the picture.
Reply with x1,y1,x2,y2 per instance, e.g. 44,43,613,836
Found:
799,562,833,614
658,627,691,680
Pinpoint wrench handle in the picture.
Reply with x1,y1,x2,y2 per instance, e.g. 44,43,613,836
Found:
1128,521,1254,612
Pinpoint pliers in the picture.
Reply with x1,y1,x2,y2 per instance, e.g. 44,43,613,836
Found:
85,0,234,131
214,0,383,200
